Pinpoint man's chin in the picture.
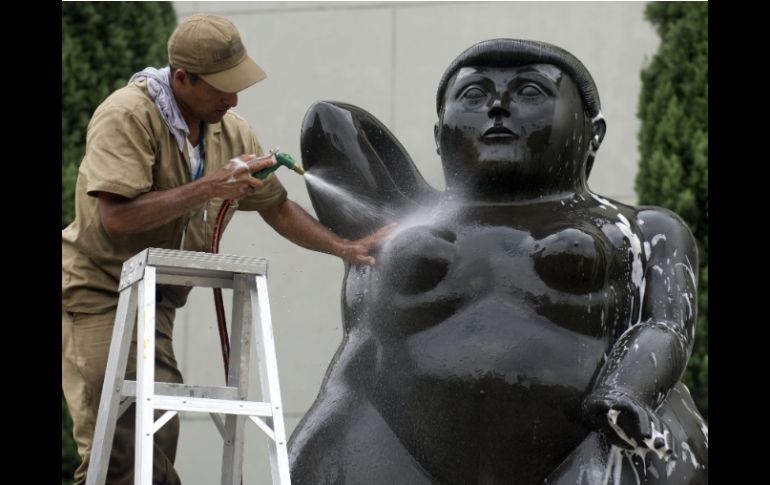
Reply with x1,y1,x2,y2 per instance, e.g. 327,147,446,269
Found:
207,111,228,124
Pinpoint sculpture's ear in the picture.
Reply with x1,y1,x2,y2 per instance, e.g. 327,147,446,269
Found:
585,113,606,180
434,122,441,156
301,101,439,240
591,113,606,152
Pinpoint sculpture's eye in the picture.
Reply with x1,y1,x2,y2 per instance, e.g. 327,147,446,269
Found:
460,86,487,104
518,84,545,98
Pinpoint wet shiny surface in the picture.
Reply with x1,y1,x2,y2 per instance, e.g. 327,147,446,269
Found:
290,48,707,484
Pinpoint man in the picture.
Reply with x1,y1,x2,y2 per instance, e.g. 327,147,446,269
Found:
62,14,391,484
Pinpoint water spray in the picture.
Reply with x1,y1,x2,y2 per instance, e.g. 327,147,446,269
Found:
252,148,306,179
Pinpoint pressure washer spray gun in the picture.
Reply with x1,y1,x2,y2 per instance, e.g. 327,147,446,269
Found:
251,148,305,179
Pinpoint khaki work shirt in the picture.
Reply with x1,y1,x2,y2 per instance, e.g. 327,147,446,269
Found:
62,81,287,314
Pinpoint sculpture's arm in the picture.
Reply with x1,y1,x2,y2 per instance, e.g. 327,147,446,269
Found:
300,101,439,241
583,208,698,460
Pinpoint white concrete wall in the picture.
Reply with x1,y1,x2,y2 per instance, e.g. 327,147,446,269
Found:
170,1,659,482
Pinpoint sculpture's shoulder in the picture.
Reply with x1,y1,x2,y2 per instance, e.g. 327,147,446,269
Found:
583,193,695,248
634,205,696,248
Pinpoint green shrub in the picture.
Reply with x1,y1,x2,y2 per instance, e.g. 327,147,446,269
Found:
637,1,708,420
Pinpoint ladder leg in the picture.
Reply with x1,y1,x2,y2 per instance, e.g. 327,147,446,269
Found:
221,274,252,485
86,283,139,485
135,266,157,485
253,275,291,485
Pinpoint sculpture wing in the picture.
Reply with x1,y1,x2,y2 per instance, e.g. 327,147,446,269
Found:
300,101,439,240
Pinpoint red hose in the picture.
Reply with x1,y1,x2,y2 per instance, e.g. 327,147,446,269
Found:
210,199,233,376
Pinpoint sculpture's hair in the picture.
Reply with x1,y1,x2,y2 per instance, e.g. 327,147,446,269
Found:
436,39,601,118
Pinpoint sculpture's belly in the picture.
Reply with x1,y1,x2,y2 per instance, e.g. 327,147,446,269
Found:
369,299,610,484
407,299,607,385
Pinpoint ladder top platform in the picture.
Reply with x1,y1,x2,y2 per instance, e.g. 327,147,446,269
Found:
119,248,269,291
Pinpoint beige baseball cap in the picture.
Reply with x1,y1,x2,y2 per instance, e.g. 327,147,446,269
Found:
168,14,266,93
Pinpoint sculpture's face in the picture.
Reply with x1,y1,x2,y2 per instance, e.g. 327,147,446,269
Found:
437,64,591,196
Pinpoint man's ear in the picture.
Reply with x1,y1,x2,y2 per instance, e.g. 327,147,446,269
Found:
171,68,189,88
591,114,606,151
434,122,441,156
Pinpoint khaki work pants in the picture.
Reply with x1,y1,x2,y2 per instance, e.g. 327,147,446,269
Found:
62,305,183,485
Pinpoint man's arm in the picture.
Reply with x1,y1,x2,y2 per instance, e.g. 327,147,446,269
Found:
98,155,276,239
258,199,395,266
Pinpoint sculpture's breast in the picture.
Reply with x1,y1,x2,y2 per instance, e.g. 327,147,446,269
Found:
370,219,618,339
530,227,606,293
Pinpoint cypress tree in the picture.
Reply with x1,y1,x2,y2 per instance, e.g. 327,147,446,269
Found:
61,3,176,483
636,2,708,420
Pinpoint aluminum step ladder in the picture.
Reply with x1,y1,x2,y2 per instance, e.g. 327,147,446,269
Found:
86,248,291,485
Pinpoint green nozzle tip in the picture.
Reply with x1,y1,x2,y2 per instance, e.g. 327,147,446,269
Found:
277,152,305,175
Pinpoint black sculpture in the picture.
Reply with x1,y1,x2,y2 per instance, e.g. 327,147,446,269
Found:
289,39,708,484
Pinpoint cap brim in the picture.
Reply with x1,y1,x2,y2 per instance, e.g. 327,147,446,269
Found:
199,56,267,93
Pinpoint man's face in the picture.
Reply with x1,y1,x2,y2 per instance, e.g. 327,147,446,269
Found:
437,64,591,193
177,74,239,125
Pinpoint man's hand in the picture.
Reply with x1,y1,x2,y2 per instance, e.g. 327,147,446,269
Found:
336,223,397,266
206,154,277,200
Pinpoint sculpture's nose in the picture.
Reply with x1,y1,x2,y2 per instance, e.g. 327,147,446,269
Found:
488,95,510,119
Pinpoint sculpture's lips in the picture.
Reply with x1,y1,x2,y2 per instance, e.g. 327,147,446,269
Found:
482,126,518,139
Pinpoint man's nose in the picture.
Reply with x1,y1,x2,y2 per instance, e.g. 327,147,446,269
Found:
224,92,238,108
488,95,510,119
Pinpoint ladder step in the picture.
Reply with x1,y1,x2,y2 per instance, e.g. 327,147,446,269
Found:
121,381,239,401
152,395,273,417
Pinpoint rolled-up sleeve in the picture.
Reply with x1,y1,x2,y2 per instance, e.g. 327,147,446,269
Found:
83,107,155,199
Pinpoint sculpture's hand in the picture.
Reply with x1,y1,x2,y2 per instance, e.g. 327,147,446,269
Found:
583,389,678,461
